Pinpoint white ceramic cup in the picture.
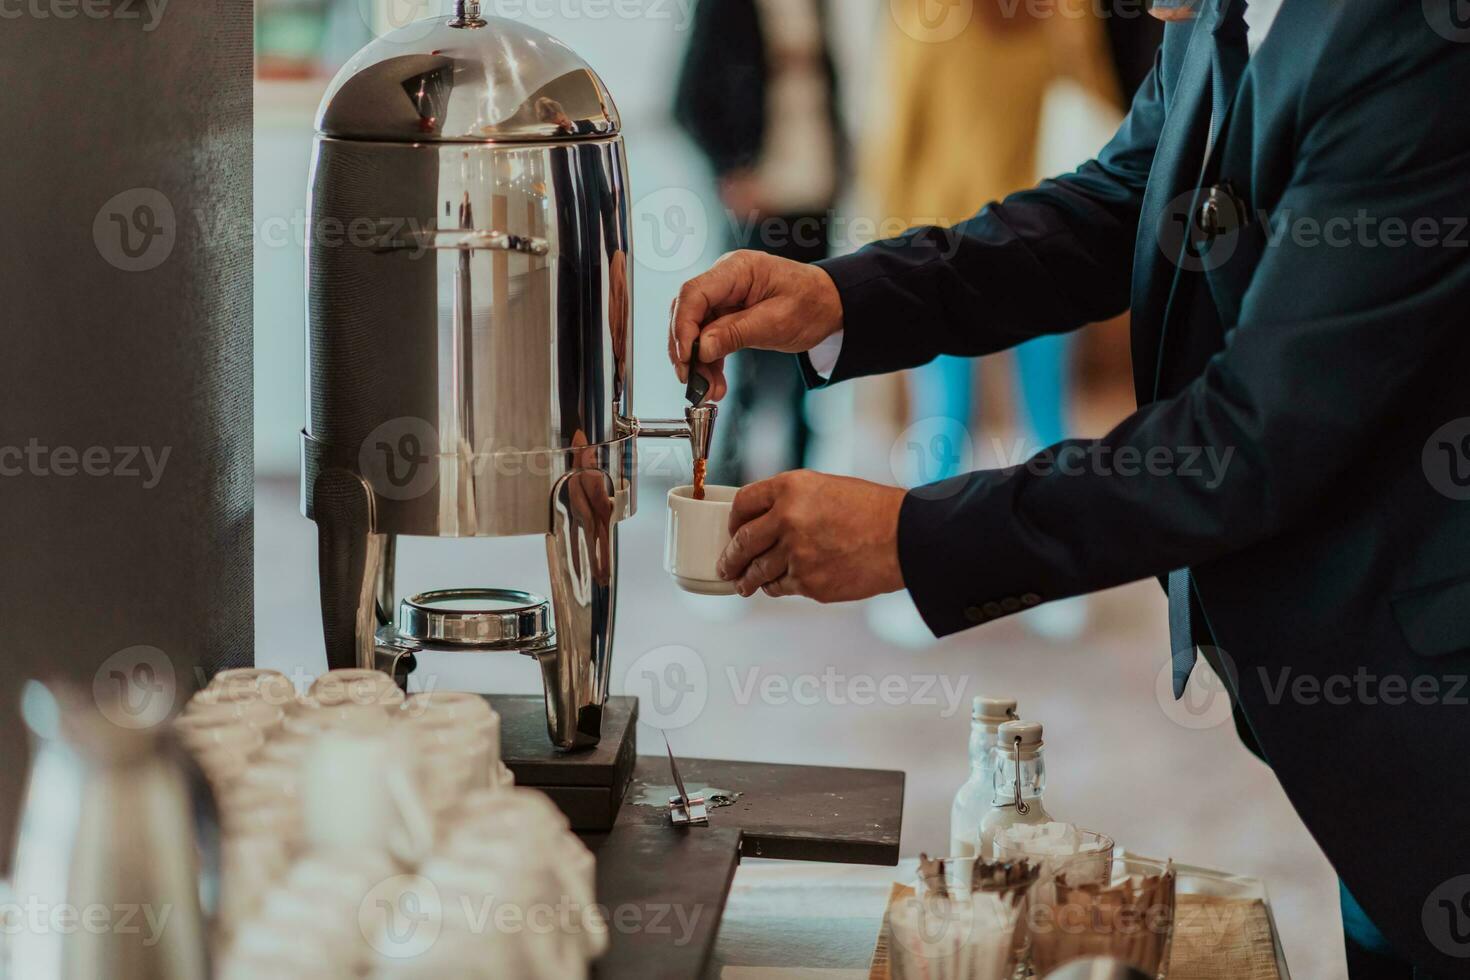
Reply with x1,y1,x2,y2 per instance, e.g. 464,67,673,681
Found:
300,729,435,865
665,484,738,595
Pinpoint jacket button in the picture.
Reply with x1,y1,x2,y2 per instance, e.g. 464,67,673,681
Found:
982,601,1003,618
1021,593,1041,607
964,606,986,623
1001,597,1021,613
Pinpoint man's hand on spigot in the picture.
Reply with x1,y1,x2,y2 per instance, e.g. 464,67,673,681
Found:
668,251,844,401
716,471,907,603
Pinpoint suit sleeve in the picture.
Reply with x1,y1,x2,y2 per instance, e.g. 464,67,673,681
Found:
806,52,1167,386
897,16,1470,636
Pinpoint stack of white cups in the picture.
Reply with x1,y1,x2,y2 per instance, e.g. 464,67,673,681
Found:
174,669,298,939
383,788,606,979
174,667,596,979
397,691,513,813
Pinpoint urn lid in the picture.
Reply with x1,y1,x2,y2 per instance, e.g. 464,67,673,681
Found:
317,1,620,143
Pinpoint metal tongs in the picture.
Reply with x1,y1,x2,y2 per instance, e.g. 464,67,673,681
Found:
663,732,708,826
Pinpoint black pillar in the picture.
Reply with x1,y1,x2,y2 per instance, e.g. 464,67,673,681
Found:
0,0,254,860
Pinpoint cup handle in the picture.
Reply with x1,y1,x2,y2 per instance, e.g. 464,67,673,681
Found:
384,766,435,865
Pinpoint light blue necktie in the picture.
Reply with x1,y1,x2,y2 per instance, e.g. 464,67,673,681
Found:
1168,570,1197,699
1207,0,1251,153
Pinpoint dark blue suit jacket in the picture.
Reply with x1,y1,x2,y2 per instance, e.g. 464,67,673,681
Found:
812,0,1470,971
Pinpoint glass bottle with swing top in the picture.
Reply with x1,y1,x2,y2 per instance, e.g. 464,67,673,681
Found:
978,719,1053,859
949,697,1018,856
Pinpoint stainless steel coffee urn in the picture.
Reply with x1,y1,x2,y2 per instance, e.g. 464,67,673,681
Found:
302,2,714,750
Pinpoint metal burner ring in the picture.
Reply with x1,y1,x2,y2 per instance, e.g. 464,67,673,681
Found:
398,588,554,648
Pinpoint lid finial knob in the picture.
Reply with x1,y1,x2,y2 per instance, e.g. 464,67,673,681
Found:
450,0,486,28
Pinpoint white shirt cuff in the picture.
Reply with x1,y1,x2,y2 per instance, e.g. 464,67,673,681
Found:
805,330,844,379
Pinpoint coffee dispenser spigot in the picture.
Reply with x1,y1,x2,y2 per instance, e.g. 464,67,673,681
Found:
634,404,718,466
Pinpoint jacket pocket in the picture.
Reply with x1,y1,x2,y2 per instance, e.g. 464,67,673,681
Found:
1392,572,1470,658
1202,211,1267,329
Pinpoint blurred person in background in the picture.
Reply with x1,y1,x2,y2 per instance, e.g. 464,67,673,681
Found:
673,0,845,485
863,0,1126,645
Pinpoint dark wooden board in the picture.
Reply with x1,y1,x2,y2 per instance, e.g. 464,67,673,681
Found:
484,704,904,977
585,823,742,980
619,756,904,866
534,784,625,833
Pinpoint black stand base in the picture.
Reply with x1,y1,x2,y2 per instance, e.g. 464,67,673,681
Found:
487,695,638,832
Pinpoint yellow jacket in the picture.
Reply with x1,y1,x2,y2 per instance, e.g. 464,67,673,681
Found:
870,0,1121,227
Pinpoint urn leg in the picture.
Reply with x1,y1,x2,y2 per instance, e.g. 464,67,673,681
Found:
542,469,618,750
312,468,389,673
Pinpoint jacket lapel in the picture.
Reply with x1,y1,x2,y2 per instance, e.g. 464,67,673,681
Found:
1130,5,1220,406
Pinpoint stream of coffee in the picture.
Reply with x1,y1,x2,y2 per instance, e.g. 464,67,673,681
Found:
692,458,707,500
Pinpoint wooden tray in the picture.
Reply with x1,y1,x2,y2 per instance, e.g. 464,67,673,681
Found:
868,882,1286,979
